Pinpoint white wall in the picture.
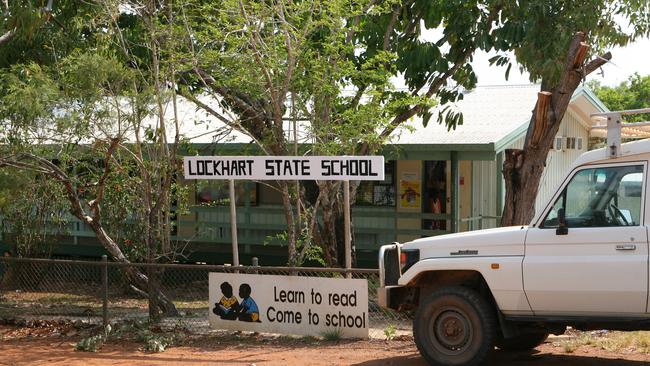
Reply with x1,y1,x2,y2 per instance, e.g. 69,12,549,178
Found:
533,111,589,217
471,159,499,229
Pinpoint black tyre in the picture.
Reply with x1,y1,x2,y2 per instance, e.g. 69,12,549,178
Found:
496,331,548,351
413,286,497,366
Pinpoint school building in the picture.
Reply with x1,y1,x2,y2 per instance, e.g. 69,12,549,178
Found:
0,84,609,267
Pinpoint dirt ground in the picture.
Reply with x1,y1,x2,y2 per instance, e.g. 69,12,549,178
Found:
2,324,650,366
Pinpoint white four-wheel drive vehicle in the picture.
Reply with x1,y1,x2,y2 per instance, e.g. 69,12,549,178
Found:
378,109,650,366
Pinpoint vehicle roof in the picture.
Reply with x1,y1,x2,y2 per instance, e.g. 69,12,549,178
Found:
572,138,650,168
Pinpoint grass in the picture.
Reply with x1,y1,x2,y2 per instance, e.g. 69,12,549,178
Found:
321,329,343,341
559,331,650,354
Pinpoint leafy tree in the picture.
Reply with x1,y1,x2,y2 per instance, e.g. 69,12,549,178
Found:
0,1,191,318
589,74,650,122
0,171,69,257
0,1,99,66
174,0,502,266
491,1,650,226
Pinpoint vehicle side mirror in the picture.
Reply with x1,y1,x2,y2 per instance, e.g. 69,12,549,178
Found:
556,208,568,235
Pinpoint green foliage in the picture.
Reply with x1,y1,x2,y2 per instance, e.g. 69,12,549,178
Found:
0,1,104,69
264,221,326,267
489,1,650,85
321,328,343,341
383,324,397,340
75,324,112,352
74,321,178,353
136,329,175,353
112,320,180,353
75,333,106,352
0,171,70,257
0,20,190,263
590,74,650,122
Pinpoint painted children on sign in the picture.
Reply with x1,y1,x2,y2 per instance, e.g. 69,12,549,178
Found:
213,282,240,320
237,283,261,322
212,281,262,323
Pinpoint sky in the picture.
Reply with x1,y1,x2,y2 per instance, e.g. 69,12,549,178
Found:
473,37,650,87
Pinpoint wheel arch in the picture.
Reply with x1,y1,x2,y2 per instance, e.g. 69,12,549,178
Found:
409,270,497,307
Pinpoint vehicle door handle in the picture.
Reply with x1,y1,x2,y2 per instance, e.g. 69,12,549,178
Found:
616,244,637,251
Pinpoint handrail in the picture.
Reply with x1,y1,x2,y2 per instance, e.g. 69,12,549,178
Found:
460,214,501,230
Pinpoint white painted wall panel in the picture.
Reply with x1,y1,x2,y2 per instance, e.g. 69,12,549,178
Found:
471,160,498,229
534,111,589,217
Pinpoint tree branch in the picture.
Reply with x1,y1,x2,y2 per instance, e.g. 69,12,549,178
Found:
277,2,296,101
192,67,271,127
358,4,501,155
238,0,281,120
178,86,271,155
345,0,376,44
585,51,612,75
383,5,400,51
13,153,90,222
0,29,15,46
88,138,120,221
530,91,552,146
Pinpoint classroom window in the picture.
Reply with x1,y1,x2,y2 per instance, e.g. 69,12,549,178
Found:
355,161,396,206
196,181,257,206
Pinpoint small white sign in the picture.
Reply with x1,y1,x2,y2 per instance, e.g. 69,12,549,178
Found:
208,273,369,338
184,156,384,181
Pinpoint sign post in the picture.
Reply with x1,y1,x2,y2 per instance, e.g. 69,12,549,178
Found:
343,180,351,278
183,156,384,267
228,179,239,267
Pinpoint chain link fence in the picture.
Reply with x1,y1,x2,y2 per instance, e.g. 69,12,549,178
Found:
0,257,412,339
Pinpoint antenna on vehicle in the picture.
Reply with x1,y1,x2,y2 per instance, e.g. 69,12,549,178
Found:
590,108,650,158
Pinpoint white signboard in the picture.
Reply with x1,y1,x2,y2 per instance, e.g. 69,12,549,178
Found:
208,273,369,338
184,156,384,181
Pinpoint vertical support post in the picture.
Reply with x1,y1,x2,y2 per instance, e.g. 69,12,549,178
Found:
101,255,108,328
607,113,622,158
451,152,459,233
244,181,252,254
344,180,351,278
229,179,240,267
496,151,504,222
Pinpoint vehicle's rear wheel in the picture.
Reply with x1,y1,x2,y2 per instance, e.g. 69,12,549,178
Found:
413,286,496,366
496,331,549,351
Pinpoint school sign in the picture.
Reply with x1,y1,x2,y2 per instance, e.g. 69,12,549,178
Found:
184,156,385,181
208,273,369,338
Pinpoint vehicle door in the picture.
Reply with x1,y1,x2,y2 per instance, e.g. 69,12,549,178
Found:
523,162,648,315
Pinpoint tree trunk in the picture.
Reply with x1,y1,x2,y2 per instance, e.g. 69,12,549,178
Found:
280,181,298,266
312,181,358,268
500,32,611,226
88,221,179,316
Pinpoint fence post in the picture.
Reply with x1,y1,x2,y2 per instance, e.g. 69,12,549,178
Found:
101,255,108,328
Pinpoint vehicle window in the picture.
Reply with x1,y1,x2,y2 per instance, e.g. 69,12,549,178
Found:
543,165,644,228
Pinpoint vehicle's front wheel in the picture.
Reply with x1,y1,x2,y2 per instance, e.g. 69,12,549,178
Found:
414,286,496,366
496,331,548,351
